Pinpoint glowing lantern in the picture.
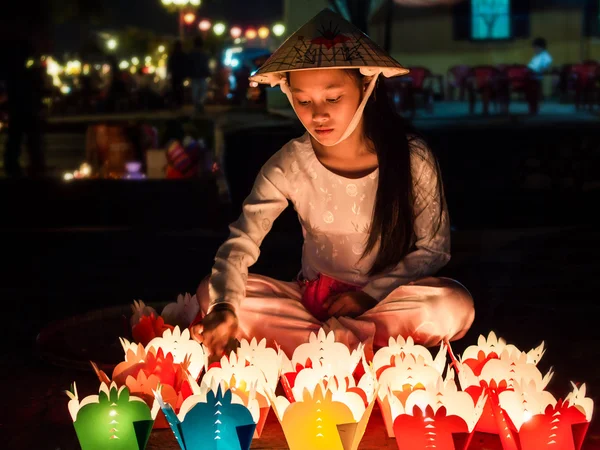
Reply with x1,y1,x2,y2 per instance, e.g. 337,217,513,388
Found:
245,28,257,39
202,338,284,437
493,380,593,450
92,327,206,429
272,23,285,36
67,382,159,450
268,328,375,449
230,26,242,38
456,332,552,437
143,327,206,380
372,335,447,377
155,382,257,450
372,336,449,437
279,329,364,402
130,294,200,337
382,368,486,449
198,19,211,31
213,22,226,35
183,12,196,25
258,26,269,39
454,331,593,450
268,370,378,450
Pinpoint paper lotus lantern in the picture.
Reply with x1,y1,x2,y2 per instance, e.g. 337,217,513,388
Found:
155,382,258,450
267,370,378,450
131,299,158,327
235,337,283,393
384,369,486,450
161,292,200,330
460,331,546,377
130,294,200,344
202,338,284,437
372,336,448,438
493,379,593,450
132,313,174,347
457,331,553,436
144,326,206,380
66,382,159,450
279,328,364,401
373,335,448,378
453,331,594,450
93,328,205,429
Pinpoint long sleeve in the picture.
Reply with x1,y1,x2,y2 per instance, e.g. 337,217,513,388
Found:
361,144,451,301
208,152,290,311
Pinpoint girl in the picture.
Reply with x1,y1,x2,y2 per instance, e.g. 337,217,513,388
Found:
191,9,474,357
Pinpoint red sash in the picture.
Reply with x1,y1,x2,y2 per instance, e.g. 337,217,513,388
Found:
300,273,362,321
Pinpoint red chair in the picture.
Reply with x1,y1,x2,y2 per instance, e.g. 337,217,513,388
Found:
569,62,599,109
384,67,435,117
446,65,471,101
467,66,501,115
497,64,540,114
400,66,435,116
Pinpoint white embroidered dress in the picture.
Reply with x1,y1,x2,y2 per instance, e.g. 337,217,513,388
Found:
208,133,450,311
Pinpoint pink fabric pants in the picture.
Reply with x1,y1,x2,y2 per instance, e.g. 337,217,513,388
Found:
196,274,474,357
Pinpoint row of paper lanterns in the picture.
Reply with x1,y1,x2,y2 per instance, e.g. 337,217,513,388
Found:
181,14,286,39
67,294,594,450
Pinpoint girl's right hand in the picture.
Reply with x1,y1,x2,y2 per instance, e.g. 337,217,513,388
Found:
191,305,238,359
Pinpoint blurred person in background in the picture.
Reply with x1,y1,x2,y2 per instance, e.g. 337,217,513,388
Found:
233,63,251,106
210,60,231,104
2,38,46,177
189,35,211,113
528,37,553,75
105,56,129,112
0,0,50,177
168,40,187,109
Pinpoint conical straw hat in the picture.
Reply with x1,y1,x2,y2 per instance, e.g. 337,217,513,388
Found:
250,8,408,86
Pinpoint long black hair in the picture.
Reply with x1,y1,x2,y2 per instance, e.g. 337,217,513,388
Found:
353,70,447,276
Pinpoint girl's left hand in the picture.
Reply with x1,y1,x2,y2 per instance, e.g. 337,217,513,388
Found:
322,291,378,318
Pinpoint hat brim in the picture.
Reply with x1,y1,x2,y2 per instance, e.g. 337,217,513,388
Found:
250,65,409,86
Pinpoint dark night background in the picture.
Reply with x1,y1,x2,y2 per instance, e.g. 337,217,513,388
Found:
1,0,599,448
53,0,284,52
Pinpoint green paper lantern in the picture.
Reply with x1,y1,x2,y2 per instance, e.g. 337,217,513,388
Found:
67,382,157,450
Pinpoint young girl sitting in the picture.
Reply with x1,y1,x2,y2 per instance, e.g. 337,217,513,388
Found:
191,9,474,357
